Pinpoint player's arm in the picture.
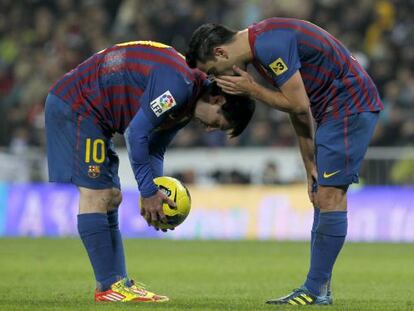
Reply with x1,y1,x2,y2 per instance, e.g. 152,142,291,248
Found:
217,69,317,203
126,66,192,229
218,29,317,202
125,111,176,229
216,30,307,114
264,36,318,203
216,66,307,114
288,106,317,205
149,123,186,178
273,70,317,204
274,72,318,204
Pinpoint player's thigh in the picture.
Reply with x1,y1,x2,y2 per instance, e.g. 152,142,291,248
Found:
78,187,122,214
45,94,121,190
45,93,77,183
346,112,380,178
315,111,379,187
75,122,121,190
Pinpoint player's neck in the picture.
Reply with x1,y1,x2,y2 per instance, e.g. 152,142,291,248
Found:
233,29,253,63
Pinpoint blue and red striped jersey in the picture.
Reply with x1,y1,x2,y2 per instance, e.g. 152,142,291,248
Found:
248,18,383,122
50,41,206,134
49,41,206,197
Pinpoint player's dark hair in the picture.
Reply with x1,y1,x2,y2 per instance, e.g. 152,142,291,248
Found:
205,82,255,138
186,23,237,68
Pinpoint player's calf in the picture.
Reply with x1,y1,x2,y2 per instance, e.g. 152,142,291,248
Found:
77,187,124,291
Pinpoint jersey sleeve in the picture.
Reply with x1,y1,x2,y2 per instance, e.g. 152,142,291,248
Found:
140,65,193,127
254,29,301,87
126,66,193,197
148,122,187,178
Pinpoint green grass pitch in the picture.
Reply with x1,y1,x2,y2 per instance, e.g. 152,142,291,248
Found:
0,239,413,310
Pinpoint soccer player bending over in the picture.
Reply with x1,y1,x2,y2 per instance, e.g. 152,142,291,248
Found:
186,18,383,305
45,41,254,302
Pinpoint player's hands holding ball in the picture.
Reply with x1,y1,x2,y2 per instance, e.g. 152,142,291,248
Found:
141,190,176,232
141,176,192,232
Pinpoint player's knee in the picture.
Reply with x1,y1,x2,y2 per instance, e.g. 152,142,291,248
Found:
78,187,115,214
110,188,122,210
317,186,348,211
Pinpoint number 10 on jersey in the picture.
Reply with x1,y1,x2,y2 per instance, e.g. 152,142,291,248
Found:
85,138,106,164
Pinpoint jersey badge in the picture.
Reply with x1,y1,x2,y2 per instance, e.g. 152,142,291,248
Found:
150,90,177,117
269,58,288,76
88,165,101,178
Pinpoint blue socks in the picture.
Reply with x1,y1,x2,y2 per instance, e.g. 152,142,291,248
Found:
310,207,331,295
107,210,128,282
78,213,119,291
310,207,320,256
305,211,347,296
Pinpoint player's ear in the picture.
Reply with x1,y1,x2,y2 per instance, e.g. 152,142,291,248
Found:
213,47,228,59
210,94,226,106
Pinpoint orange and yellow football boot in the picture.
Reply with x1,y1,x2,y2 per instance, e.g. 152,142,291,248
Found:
129,279,169,302
94,278,169,302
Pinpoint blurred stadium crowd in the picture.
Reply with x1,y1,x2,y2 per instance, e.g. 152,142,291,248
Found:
0,0,413,153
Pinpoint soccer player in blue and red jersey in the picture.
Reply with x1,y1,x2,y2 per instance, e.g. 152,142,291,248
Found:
186,18,383,305
45,41,254,302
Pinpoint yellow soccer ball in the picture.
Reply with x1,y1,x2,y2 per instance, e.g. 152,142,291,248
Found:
152,176,191,230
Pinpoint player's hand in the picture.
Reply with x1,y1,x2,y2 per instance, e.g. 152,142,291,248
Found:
140,190,176,230
215,65,257,96
307,167,318,206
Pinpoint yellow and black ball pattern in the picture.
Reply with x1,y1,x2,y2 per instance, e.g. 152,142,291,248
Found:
153,176,191,230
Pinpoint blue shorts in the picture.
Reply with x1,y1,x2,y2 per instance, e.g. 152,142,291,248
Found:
316,111,379,186
45,93,120,189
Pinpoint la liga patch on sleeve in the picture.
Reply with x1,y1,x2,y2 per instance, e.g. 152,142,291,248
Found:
150,90,177,117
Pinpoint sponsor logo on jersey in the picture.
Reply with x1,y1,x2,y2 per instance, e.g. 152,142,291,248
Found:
150,90,177,117
269,57,288,76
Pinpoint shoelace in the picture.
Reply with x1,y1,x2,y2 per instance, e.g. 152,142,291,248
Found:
129,280,151,296
133,282,147,289
291,288,302,294
291,288,316,302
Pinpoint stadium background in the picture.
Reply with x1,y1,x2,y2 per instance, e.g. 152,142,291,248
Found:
0,0,413,241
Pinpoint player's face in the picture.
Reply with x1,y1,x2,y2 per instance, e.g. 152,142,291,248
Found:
194,95,231,133
197,47,245,76
197,59,235,76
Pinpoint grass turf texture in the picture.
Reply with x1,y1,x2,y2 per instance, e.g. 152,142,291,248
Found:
0,239,413,311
